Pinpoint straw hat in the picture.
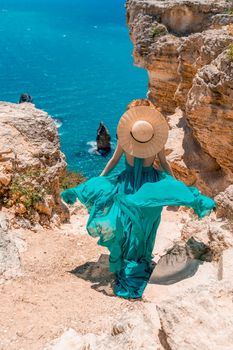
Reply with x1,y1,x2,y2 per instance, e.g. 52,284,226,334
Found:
117,106,169,158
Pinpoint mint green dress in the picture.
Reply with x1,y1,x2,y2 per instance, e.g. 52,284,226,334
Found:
60,155,216,299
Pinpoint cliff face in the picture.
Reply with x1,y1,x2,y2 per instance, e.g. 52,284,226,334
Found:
126,0,233,195
0,102,68,226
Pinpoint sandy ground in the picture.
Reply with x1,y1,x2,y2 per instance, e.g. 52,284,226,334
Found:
0,206,191,350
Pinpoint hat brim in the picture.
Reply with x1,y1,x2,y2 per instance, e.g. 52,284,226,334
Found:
117,106,169,158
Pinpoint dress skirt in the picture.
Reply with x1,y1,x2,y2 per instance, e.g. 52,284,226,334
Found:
60,156,216,299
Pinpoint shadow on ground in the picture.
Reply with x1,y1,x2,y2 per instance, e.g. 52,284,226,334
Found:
69,254,116,297
150,238,212,285
70,238,212,293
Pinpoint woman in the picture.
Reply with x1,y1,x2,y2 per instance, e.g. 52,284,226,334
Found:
60,105,216,299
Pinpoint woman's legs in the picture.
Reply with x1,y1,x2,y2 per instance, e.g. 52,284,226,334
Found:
112,208,162,299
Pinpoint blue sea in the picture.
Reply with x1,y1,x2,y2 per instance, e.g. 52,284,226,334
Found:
0,0,147,177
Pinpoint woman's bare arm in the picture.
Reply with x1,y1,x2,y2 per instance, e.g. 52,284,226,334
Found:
99,142,124,176
157,147,175,177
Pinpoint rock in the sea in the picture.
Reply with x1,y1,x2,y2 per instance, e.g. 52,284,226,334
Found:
96,122,111,155
19,93,33,103
0,102,67,225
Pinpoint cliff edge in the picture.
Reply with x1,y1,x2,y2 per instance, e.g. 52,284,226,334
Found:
0,102,68,227
126,0,233,195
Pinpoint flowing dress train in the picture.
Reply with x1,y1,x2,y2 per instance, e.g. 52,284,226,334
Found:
60,155,216,299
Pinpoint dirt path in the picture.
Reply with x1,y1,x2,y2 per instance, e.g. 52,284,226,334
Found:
0,206,186,350
0,218,137,349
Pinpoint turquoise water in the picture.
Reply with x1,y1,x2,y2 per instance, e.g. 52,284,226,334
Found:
0,0,147,177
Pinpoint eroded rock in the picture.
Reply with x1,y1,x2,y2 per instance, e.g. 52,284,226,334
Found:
181,215,233,261
215,184,233,220
126,0,233,195
45,311,159,350
157,280,233,350
96,122,111,155
0,213,25,280
0,102,67,226
19,93,33,104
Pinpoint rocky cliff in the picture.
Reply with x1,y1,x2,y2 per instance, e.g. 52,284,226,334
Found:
0,102,68,226
126,0,233,195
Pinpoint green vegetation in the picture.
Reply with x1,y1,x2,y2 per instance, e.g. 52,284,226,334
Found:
1,166,86,215
60,169,86,191
227,9,233,15
7,169,44,209
151,25,167,38
226,43,233,61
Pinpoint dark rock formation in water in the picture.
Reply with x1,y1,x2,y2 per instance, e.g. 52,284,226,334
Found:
96,122,111,156
19,93,33,104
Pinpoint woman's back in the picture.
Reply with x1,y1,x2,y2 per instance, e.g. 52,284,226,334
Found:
124,152,156,167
